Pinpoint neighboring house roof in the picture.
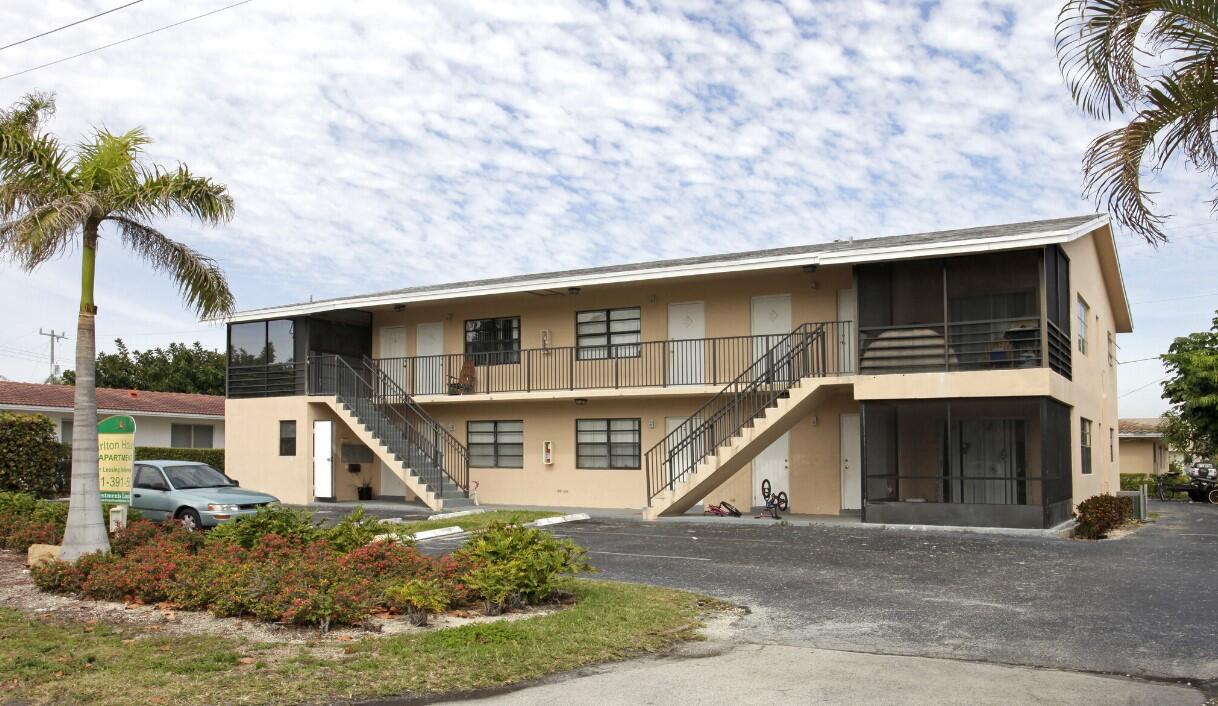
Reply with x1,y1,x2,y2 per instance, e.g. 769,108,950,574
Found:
0,381,224,419
226,213,1132,331
1119,418,1165,438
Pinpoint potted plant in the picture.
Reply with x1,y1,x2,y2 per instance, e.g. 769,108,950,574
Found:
356,478,373,501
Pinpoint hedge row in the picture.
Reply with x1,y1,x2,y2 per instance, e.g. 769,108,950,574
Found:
134,447,224,471
0,413,62,497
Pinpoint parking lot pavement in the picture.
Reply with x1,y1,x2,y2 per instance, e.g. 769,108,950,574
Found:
533,501,1218,683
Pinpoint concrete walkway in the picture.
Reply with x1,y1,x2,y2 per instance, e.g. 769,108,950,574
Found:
437,636,1202,705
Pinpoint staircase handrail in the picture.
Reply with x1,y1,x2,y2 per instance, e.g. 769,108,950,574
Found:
644,321,851,505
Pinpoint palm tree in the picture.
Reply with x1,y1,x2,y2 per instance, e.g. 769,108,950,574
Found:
0,93,234,560
1056,1,1218,244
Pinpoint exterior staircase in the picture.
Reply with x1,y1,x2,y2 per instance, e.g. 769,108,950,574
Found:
309,355,470,512
643,321,852,519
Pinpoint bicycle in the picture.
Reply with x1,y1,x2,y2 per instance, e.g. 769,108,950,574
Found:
755,478,789,519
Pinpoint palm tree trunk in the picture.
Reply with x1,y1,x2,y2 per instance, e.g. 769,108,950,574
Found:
59,219,109,560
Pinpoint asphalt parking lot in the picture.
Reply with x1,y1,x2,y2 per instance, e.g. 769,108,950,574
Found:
411,501,1218,685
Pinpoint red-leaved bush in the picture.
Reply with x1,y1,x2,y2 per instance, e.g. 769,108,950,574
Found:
0,511,61,551
24,511,590,631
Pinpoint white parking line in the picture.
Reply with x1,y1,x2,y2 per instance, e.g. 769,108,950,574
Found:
588,550,711,561
552,528,788,544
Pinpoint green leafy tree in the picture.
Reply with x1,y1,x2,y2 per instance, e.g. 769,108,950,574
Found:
60,339,225,395
1056,1,1218,243
0,94,234,559
1160,315,1218,460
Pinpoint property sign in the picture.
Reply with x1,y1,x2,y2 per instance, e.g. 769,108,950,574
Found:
98,415,136,504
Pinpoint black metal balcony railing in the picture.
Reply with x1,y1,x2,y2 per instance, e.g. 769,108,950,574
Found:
228,362,303,398
1046,321,1072,379
368,332,850,397
858,316,1044,375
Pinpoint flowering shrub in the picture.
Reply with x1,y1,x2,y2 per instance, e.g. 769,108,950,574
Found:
109,518,202,556
81,536,191,603
1075,493,1133,539
24,510,596,631
30,557,83,593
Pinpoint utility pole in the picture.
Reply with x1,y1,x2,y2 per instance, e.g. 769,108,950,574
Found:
38,329,68,381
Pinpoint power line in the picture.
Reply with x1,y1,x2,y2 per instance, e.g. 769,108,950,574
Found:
0,0,146,53
1120,376,1168,399
0,0,253,83
1118,356,1161,365
1130,291,1218,306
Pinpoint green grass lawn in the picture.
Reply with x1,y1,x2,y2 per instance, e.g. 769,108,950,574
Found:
388,509,559,535
0,580,722,705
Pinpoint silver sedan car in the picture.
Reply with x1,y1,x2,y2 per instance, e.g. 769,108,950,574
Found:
130,460,277,530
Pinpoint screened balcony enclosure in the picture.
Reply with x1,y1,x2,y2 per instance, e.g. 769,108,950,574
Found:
856,247,1072,377
862,397,1073,528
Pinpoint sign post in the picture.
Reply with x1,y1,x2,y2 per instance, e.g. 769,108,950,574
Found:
98,416,136,514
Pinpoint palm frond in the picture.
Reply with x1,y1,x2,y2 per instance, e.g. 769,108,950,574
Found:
0,193,96,269
1080,64,1217,244
104,215,234,318
117,164,234,226
75,128,148,194
1056,0,1157,119
0,92,55,138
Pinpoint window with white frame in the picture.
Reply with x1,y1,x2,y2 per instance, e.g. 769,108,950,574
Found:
171,423,214,449
1077,296,1090,354
468,420,523,468
576,307,641,360
576,418,641,469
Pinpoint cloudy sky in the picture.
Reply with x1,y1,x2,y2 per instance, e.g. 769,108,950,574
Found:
0,0,1214,415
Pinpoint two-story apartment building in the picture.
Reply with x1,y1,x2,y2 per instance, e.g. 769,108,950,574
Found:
223,214,1130,529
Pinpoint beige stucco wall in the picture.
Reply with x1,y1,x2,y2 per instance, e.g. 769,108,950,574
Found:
1060,232,1121,500
368,265,853,357
1119,437,1167,476
225,397,315,505
697,391,858,515
420,396,720,509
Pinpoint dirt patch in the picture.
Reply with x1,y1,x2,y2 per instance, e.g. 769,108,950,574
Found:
0,550,562,644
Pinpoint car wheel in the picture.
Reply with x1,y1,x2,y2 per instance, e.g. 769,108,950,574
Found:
176,508,202,532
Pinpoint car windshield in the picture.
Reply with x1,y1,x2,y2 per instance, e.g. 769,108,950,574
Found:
162,464,233,490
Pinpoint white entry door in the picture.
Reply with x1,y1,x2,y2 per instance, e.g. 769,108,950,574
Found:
415,322,444,395
752,431,790,508
840,412,862,510
668,302,706,384
836,288,856,373
313,420,334,500
751,294,793,381
379,326,408,397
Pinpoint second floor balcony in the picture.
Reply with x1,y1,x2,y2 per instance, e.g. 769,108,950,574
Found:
368,323,855,397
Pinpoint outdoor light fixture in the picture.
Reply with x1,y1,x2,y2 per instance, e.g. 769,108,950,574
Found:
574,398,588,406
802,264,819,274
568,287,581,295
393,304,406,311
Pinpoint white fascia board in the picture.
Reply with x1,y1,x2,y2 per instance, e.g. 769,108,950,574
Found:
224,217,1109,323
0,403,222,421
